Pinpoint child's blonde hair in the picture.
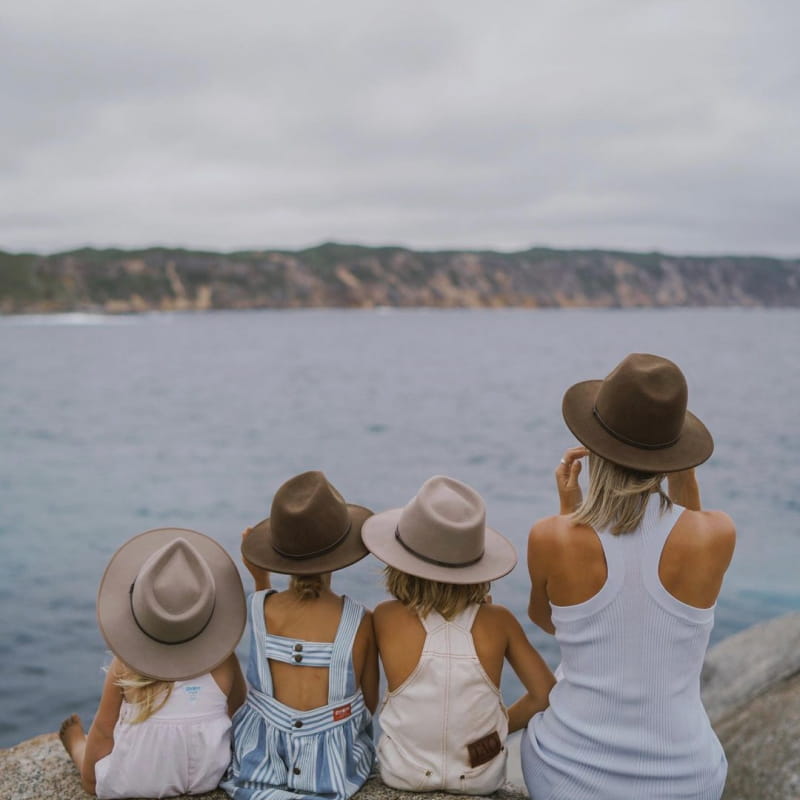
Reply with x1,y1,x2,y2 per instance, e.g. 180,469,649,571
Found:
572,452,671,535
289,574,325,600
115,664,173,724
384,565,489,620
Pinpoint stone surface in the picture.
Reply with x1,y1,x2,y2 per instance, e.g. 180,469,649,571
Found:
0,733,528,800
6,613,800,800
716,670,800,800
701,611,800,724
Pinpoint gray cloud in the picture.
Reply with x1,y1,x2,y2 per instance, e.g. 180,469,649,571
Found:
1,0,798,255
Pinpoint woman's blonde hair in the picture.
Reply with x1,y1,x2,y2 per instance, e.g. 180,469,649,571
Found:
571,452,671,534
384,565,489,620
115,664,173,724
289,574,325,600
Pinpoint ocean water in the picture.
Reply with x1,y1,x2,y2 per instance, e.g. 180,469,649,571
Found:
1,307,798,749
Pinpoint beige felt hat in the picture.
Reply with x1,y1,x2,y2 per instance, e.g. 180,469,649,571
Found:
97,528,246,681
361,475,517,584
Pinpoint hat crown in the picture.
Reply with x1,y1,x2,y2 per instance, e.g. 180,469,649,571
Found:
397,476,486,567
594,353,688,449
270,471,351,560
130,537,216,645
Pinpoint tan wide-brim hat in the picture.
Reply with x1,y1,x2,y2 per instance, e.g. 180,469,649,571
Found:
362,475,517,584
242,471,373,575
97,528,246,681
562,352,714,473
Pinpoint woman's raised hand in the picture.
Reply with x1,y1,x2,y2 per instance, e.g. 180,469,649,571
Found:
555,446,589,514
241,527,271,591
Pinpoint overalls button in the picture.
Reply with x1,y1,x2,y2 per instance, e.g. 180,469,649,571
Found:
293,767,301,775
294,720,303,728
293,654,303,663
294,643,303,652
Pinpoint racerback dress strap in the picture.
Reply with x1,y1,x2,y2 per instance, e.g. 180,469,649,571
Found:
250,589,277,692
327,596,365,704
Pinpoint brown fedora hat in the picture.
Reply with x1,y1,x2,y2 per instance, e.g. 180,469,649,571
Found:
242,471,373,574
562,353,713,473
361,475,517,584
97,528,246,681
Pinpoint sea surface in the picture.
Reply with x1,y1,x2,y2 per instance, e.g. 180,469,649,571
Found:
1,307,798,749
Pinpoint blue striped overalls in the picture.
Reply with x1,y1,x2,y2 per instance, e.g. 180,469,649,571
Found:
221,590,375,800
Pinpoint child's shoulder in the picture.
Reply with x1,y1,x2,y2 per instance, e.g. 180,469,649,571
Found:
373,599,413,624
474,601,520,630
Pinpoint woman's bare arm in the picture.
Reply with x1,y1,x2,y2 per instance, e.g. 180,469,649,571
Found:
527,518,556,635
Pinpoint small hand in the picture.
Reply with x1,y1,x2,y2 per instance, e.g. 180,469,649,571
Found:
241,527,271,590
555,446,589,514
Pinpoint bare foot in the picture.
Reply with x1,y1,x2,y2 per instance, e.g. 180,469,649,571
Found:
59,714,85,757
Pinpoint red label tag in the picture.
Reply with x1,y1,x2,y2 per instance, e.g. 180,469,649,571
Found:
332,703,352,721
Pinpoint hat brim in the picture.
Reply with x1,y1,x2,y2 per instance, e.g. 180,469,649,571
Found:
242,504,373,575
361,508,518,584
97,528,246,682
562,379,714,473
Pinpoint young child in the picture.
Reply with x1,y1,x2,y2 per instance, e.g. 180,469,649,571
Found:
59,527,248,798
221,470,378,800
361,475,555,795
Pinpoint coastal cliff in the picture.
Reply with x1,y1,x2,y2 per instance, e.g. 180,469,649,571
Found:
3,612,799,800
2,244,800,313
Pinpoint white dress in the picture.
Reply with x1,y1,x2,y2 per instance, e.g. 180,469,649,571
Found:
523,496,727,800
94,671,232,799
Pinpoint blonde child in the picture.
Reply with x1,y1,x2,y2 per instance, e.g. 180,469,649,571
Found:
221,471,378,800
59,528,247,798
362,475,555,795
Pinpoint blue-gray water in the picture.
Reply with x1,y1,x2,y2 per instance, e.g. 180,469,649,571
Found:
1,308,799,749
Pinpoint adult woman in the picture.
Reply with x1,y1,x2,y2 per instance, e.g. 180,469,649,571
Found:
523,353,736,800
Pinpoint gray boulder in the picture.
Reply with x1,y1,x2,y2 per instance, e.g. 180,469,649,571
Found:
702,612,800,800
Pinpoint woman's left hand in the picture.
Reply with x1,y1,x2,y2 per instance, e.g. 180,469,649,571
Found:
556,446,588,514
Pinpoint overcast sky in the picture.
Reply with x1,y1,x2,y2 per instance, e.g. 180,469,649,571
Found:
1,1,798,256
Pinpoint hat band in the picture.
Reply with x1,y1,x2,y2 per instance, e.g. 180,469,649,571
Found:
129,582,215,646
592,405,681,451
271,521,352,561
394,527,484,569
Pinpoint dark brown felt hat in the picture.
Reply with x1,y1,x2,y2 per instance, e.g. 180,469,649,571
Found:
242,471,373,574
562,353,713,473
97,528,246,681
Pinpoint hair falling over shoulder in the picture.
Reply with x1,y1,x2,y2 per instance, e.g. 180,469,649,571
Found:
115,664,174,723
384,565,489,620
572,453,672,534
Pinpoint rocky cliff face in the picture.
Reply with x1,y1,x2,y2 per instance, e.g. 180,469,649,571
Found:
2,243,799,313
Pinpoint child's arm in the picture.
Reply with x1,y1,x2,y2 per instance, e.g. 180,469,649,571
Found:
242,527,271,591
502,611,556,733
217,652,247,717
80,657,124,795
357,612,380,714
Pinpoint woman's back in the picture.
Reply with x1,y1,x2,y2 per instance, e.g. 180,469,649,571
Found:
525,496,730,800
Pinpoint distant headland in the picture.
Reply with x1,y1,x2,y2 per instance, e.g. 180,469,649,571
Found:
2,243,799,313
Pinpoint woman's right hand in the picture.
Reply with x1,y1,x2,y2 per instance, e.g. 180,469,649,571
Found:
555,446,588,514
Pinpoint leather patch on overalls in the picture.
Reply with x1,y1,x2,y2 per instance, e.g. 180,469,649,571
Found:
332,703,352,721
466,730,503,768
